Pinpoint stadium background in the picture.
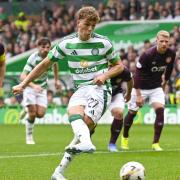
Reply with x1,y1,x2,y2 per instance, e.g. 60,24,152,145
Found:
0,0,179,124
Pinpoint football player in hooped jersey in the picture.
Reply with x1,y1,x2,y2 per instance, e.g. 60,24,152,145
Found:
20,37,61,145
13,6,124,180
121,30,176,151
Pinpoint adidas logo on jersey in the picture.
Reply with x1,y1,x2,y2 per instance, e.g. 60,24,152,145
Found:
71,50,78,55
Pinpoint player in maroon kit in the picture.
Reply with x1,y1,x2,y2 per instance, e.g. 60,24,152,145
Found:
108,67,133,152
121,30,176,151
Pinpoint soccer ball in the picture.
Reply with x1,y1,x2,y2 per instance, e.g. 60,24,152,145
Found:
120,161,146,180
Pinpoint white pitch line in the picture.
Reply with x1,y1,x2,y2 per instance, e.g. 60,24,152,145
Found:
1,149,180,159
0,153,61,159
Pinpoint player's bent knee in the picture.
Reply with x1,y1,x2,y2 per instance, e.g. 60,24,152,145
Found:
111,109,124,119
36,113,45,118
112,112,123,119
28,112,36,119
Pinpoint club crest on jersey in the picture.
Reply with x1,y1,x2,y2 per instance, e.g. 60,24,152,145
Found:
91,48,99,55
166,57,172,63
80,60,88,68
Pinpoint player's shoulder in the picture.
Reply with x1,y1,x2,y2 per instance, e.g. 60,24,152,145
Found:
139,46,156,61
59,33,78,43
27,51,39,61
120,66,131,78
145,46,156,56
167,47,176,56
92,33,113,46
123,66,131,73
92,33,111,41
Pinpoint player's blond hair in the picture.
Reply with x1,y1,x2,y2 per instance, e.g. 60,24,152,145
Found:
76,6,100,23
157,30,170,38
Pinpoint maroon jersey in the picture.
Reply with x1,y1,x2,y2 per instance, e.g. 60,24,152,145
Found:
111,67,132,96
134,46,176,90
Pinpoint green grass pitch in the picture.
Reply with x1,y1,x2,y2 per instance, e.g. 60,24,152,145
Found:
0,124,180,180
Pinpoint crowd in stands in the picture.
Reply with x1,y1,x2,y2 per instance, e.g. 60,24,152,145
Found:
0,0,179,57
0,0,179,105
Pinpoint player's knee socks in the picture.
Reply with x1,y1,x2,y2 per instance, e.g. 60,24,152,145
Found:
56,152,75,174
153,108,164,143
25,118,35,137
110,118,123,144
123,111,136,138
69,114,93,147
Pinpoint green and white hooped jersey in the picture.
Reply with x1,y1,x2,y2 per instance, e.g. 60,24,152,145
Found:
48,33,119,90
23,52,49,88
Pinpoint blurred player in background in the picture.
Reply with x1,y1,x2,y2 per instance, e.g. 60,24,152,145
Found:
108,67,133,152
20,37,61,144
13,6,124,180
121,30,176,151
0,42,6,107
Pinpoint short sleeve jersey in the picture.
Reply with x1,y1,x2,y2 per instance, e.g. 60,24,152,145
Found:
134,46,176,89
23,52,50,88
48,33,119,89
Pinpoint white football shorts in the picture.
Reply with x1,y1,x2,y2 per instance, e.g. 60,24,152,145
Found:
128,87,165,111
109,93,125,111
68,85,111,123
23,87,47,108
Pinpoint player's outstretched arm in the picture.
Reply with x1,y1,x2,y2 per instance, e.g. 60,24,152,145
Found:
13,57,53,95
106,60,124,79
53,62,61,90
